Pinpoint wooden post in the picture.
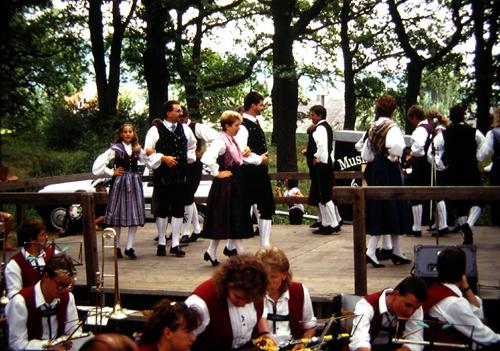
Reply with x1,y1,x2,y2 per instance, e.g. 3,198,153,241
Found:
352,187,367,296
80,193,98,287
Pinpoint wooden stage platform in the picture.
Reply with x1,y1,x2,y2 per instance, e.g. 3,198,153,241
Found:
50,223,500,306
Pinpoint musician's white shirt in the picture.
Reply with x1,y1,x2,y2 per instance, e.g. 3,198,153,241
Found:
427,283,500,347
185,294,257,348
5,248,48,299
349,288,424,351
6,281,80,350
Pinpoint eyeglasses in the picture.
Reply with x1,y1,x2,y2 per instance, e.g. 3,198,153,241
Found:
54,279,74,291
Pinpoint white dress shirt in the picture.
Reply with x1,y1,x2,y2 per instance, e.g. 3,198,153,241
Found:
6,281,81,351
5,248,48,299
185,118,220,163
427,283,500,347
410,120,430,158
349,288,424,351
144,120,197,168
185,294,258,348
427,125,446,170
477,127,499,162
263,285,317,344
92,141,148,177
312,120,332,164
361,118,406,163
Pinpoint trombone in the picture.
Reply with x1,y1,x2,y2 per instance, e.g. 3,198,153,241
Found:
0,222,9,305
95,227,127,329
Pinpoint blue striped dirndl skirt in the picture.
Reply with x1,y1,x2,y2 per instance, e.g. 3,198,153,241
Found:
104,171,145,226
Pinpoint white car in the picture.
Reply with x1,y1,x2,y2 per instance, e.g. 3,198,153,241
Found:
36,178,211,231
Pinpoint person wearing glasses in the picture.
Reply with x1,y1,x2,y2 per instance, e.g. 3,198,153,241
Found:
5,219,55,299
6,253,81,351
145,100,197,258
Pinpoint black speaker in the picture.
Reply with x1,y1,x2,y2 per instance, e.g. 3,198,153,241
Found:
413,244,478,293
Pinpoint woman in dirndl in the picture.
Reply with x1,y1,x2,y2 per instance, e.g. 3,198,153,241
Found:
200,111,254,266
360,95,411,268
93,122,147,260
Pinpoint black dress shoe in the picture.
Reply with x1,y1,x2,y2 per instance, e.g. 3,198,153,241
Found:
432,227,450,237
411,230,422,237
391,254,412,265
366,254,384,268
309,221,322,228
313,225,338,235
157,245,166,256
180,235,190,245
116,248,123,259
223,246,237,257
376,248,392,261
124,248,137,260
189,233,201,242
170,245,186,257
204,252,220,267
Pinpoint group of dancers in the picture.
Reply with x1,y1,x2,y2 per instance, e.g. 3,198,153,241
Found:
92,92,279,265
357,96,499,268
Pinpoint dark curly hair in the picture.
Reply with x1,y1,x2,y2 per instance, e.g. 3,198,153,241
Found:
139,299,200,345
213,254,268,301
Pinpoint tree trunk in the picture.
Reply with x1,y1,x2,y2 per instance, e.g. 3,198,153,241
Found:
472,0,495,134
341,0,356,130
271,0,298,172
143,0,169,122
88,0,108,118
404,59,423,133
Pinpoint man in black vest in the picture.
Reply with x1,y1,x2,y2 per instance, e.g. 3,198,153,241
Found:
434,105,485,244
304,105,340,234
407,105,433,237
145,100,197,257
234,92,275,248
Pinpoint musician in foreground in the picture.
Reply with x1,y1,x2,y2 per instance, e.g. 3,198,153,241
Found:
5,219,55,299
6,253,81,350
423,247,500,350
349,276,428,351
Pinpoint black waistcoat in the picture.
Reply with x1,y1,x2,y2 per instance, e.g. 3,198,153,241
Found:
242,118,267,155
306,121,333,167
154,123,188,184
442,124,476,169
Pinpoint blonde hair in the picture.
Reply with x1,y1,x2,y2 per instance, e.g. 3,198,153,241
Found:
255,247,292,294
219,111,242,131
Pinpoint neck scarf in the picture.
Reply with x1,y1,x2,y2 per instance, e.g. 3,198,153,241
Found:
220,131,242,167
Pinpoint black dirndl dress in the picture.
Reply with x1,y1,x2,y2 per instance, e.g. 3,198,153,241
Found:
364,155,410,235
202,156,254,240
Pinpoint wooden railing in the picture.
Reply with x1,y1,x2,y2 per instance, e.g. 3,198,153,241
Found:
1,174,499,295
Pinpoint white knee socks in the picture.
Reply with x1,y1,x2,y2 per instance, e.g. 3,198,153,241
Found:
207,240,219,259
156,217,167,245
367,235,380,261
467,206,482,228
436,201,448,230
412,204,423,231
171,217,182,247
126,226,137,250
259,219,272,247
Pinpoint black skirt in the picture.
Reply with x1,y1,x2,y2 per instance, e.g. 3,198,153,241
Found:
364,155,410,235
203,167,254,240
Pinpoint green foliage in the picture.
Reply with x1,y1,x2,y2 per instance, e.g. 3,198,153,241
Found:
0,3,88,136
